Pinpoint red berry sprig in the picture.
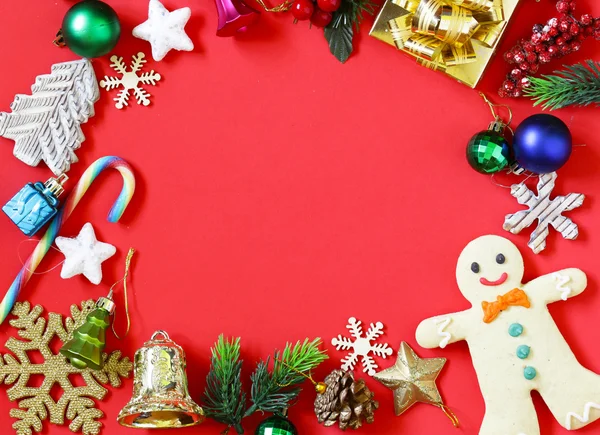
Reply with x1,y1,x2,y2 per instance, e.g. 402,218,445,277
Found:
499,0,600,98
291,0,341,26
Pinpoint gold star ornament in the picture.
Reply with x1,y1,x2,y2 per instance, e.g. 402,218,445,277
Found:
373,342,459,427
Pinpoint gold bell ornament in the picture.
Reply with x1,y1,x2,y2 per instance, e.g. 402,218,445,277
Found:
117,330,205,429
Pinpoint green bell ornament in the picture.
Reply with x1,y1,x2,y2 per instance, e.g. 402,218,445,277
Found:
60,248,135,370
255,415,298,435
466,93,512,175
60,291,115,370
56,0,121,58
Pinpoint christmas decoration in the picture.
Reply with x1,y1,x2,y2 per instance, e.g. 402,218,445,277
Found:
0,300,132,435
55,223,117,285
466,125,511,174
331,317,393,376
214,0,259,37
374,342,458,426
503,172,584,254
99,53,162,109
255,415,298,435
292,0,315,20
133,0,194,61
311,8,333,27
466,93,513,175
118,331,205,428
513,114,572,174
59,0,121,58
202,336,246,433
202,336,327,434
370,0,519,87
314,369,379,430
291,0,340,27
60,293,116,370
0,156,136,325
525,60,600,110
0,59,99,176
324,0,375,62
499,2,600,98
416,235,600,434
2,174,68,236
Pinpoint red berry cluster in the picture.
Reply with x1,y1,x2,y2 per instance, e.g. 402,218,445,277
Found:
499,0,600,98
291,0,341,27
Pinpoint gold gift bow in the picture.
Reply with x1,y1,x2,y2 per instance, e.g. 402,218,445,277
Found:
387,0,505,71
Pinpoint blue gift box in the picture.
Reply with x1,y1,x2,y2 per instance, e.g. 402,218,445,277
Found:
2,175,68,236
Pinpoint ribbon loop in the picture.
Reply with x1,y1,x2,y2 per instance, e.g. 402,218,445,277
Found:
387,0,505,69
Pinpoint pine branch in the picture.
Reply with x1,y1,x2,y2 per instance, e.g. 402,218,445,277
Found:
202,336,247,434
245,338,327,417
524,60,600,110
324,0,376,63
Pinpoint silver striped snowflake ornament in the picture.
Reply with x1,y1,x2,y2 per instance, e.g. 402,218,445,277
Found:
503,172,585,254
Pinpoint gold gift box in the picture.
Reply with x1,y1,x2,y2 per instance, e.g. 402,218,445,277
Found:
369,0,519,88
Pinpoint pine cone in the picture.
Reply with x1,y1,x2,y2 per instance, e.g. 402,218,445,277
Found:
314,369,378,430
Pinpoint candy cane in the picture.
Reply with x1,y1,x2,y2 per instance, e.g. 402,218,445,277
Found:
0,156,136,324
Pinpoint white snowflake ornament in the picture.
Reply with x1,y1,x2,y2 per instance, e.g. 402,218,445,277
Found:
503,172,584,254
99,53,161,109
332,317,393,376
133,0,194,61
55,223,116,285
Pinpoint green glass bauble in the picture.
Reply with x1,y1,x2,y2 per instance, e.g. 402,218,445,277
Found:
61,0,121,58
255,415,298,435
466,130,510,174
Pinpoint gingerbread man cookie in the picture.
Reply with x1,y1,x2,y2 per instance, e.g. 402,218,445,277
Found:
416,235,600,435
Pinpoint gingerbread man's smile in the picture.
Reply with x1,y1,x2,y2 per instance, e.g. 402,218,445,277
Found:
480,272,508,286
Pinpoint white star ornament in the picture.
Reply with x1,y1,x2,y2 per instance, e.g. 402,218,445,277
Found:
133,0,194,61
55,223,117,285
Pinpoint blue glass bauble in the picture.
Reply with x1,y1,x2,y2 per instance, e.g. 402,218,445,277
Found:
513,114,572,174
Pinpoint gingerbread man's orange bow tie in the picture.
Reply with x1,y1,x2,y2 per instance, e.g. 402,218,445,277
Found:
482,289,531,323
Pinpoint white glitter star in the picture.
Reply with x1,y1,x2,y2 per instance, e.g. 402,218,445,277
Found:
55,223,116,285
133,0,194,61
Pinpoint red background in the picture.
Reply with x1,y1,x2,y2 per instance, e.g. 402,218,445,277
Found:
1,0,599,434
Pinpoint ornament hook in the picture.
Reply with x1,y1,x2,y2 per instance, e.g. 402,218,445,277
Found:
437,403,460,428
479,92,513,126
274,359,327,394
111,248,135,340
151,330,171,340
253,0,293,12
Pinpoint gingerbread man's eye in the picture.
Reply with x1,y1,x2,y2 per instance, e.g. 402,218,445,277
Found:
496,254,506,264
471,262,480,273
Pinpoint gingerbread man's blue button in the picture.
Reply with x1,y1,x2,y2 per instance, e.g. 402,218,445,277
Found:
509,323,524,337
517,345,531,359
524,366,537,380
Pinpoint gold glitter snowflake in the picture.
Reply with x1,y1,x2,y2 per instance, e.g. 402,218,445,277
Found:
0,300,133,435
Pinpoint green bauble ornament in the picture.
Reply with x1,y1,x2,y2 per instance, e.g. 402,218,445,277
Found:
60,294,115,370
466,122,510,174
255,415,298,435
61,0,121,58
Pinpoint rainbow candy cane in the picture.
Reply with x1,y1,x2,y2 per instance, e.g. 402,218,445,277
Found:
0,156,136,324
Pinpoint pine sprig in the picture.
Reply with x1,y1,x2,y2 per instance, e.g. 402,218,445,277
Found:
245,338,328,416
324,0,377,63
524,60,600,110
202,336,247,434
